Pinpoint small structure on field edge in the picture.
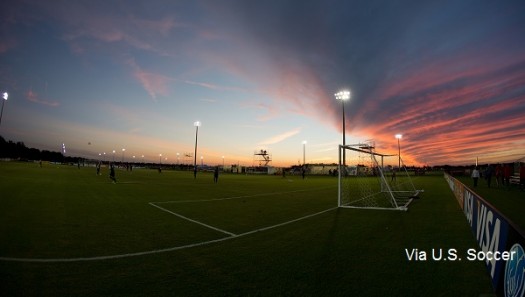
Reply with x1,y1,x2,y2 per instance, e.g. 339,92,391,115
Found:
254,149,272,166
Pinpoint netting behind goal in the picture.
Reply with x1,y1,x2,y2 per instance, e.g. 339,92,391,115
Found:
338,144,422,211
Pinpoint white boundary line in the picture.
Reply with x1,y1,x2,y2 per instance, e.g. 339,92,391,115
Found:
0,187,337,263
0,207,337,263
151,187,332,204
149,202,237,237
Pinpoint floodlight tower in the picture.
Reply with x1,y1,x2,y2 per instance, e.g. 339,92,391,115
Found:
121,148,126,163
193,121,201,178
302,140,307,166
335,90,350,165
0,92,8,127
395,134,402,169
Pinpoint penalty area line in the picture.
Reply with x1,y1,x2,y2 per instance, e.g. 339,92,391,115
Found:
151,186,334,204
0,207,338,263
148,203,237,237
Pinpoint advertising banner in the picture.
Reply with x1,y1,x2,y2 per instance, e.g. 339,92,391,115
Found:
444,173,525,297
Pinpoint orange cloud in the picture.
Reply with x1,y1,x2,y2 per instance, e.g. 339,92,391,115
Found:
354,58,525,166
26,89,59,107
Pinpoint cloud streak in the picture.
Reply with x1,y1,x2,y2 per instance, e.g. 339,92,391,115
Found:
258,128,302,146
26,88,59,107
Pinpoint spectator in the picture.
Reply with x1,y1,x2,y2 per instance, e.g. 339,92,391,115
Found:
471,167,480,187
495,164,502,187
520,162,525,191
484,165,494,188
503,163,512,189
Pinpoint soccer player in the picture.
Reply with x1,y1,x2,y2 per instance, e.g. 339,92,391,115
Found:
213,166,219,183
109,164,117,183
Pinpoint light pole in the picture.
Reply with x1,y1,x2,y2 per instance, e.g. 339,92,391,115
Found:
335,90,350,166
193,121,201,178
159,153,162,167
121,148,126,163
395,134,402,169
222,156,225,169
112,150,116,162
302,140,307,166
177,153,180,164
0,92,8,127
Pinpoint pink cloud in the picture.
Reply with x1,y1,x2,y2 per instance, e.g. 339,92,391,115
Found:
258,128,302,146
133,70,171,101
342,49,525,166
26,89,59,107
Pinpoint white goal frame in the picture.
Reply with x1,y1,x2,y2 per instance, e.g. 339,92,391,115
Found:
337,144,422,211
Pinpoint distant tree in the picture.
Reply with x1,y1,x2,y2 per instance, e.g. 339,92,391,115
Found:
0,136,65,161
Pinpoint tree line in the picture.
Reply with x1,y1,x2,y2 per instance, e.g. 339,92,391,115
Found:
0,136,78,163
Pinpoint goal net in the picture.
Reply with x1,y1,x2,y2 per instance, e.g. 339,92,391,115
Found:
338,143,422,211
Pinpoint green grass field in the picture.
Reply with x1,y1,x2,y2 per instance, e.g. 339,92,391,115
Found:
0,162,496,296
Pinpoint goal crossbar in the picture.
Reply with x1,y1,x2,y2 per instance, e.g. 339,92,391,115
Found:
338,144,421,211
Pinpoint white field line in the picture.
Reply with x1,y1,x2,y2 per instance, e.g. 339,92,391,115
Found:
151,187,332,204
149,202,237,237
0,207,337,263
0,187,337,263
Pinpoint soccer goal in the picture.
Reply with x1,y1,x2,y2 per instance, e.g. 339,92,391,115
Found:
338,142,422,211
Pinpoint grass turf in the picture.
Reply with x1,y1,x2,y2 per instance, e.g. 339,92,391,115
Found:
0,162,495,296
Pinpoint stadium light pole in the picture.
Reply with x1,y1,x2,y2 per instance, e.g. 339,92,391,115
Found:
395,134,402,169
335,90,350,166
0,92,8,127
302,140,307,166
159,153,162,167
222,156,225,169
112,150,115,162
193,121,201,178
121,148,126,163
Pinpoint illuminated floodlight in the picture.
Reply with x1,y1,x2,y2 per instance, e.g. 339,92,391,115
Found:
302,140,307,165
335,89,351,166
335,90,350,101
193,121,201,178
0,92,9,126
395,134,403,169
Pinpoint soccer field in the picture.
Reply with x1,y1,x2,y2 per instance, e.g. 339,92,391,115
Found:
0,162,494,296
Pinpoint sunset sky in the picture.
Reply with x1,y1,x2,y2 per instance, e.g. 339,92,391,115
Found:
1,0,524,167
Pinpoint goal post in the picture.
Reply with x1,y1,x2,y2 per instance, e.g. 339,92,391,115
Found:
338,143,422,211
